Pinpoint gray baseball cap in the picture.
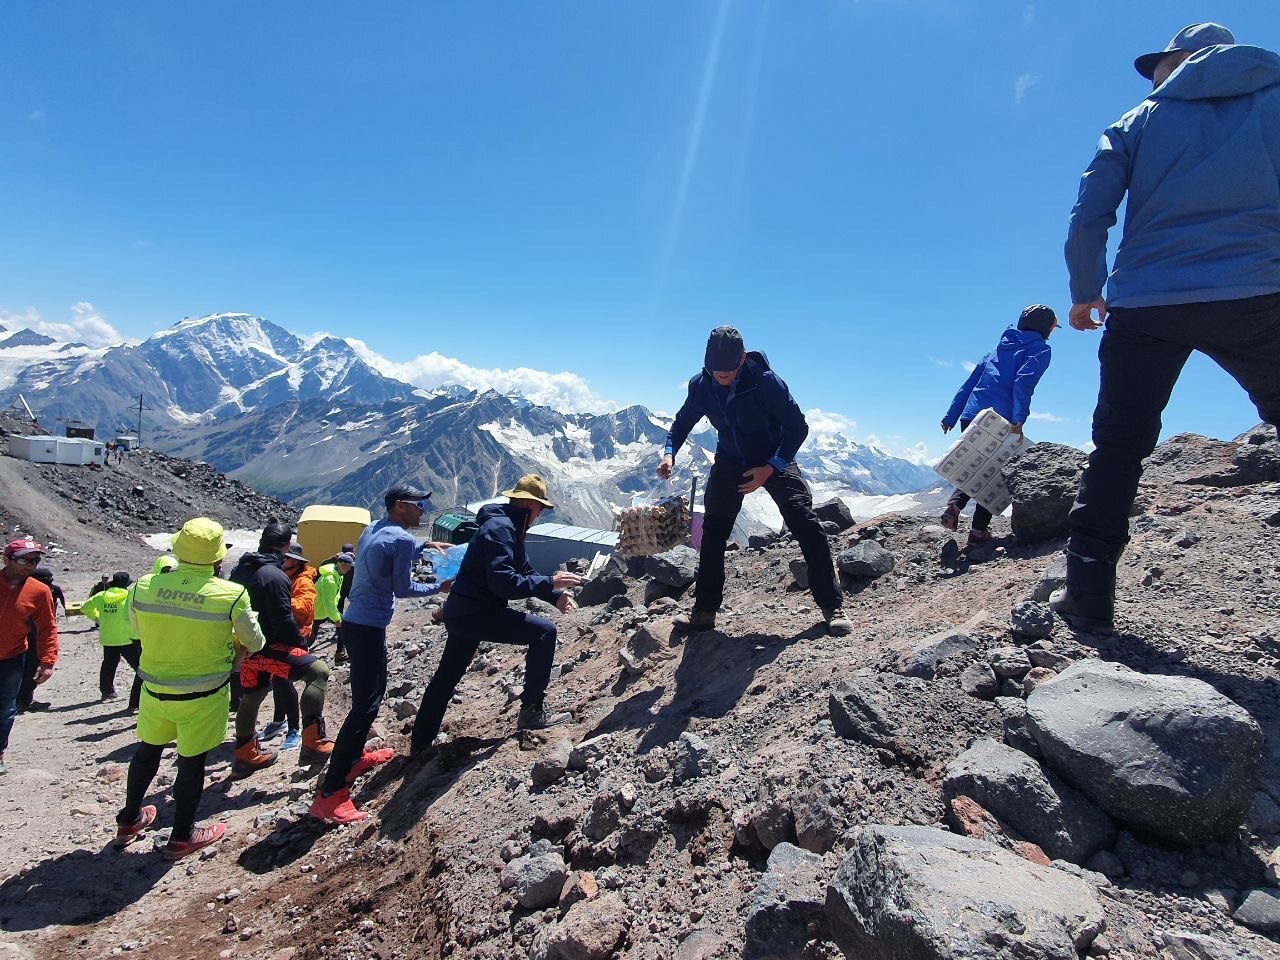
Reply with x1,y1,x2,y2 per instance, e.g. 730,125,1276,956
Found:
1134,22,1234,80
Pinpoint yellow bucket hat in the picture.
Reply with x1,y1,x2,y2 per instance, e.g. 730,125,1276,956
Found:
171,517,229,565
501,474,555,509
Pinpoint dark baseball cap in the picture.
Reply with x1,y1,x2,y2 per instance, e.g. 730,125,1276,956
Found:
1017,304,1058,338
384,484,432,512
1134,22,1234,80
704,326,745,373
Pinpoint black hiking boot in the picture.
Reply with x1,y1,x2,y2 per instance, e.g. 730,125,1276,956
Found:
1049,551,1116,633
672,609,716,632
517,702,572,731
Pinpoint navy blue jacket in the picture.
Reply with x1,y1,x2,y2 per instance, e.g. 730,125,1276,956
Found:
444,504,559,618
944,328,1051,429
665,352,808,472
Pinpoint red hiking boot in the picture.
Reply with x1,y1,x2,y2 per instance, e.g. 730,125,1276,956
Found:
163,822,226,860
345,748,395,785
309,787,369,825
966,528,993,548
114,804,157,849
940,504,961,531
232,738,278,778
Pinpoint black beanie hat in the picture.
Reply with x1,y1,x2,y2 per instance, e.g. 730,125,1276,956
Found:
704,326,745,373
1017,304,1058,339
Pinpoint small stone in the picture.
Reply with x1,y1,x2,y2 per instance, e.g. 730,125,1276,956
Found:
960,662,999,700
1022,666,1057,697
1010,601,1055,638
222,915,239,935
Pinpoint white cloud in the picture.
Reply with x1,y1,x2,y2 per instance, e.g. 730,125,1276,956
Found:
805,408,858,438
928,356,953,368
1022,5,1035,26
1015,73,1041,105
341,337,618,414
0,302,123,347
1028,411,1072,423
1080,440,1096,453
864,434,935,466
961,360,977,373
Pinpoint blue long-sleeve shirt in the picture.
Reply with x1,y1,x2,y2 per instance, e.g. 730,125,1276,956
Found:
665,352,808,472
343,517,441,629
944,328,1051,428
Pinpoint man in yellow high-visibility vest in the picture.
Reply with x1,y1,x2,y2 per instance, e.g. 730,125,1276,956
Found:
114,517,266,859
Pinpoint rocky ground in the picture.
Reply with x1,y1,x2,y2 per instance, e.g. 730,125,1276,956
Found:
0,425,1278,960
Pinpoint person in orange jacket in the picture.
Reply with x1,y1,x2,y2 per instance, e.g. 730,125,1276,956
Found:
0,538,58,775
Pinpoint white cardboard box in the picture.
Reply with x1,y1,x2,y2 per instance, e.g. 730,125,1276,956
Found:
932,409,1029,514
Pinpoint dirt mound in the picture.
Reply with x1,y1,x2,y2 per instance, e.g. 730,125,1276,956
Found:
3,428,1280,960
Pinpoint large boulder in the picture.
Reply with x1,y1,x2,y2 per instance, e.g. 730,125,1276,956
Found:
814,497,856,532
501,841,569,910
1161,929,1270,960
829,673,928,753
825,825,1105,960
577,574,628,607
1025,659,1263,844
645,546,699,587
538,892,632,960
942,738,1114,863
1142,425,1280,487
836,542,896,579
744,842,828,960
1001,442,1086,544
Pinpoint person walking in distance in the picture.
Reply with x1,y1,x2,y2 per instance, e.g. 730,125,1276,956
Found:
1055,23,1280,631
0,539,57,775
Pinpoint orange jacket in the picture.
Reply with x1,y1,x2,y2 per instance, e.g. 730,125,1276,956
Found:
290,565,317,640
0,576,58,666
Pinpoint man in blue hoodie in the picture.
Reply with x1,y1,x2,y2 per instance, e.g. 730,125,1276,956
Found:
658,326,851,637
940,305,1056,547
1057,23,1280,632
409,475,581,758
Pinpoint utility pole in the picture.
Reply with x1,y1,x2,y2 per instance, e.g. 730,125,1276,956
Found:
134,394,151,447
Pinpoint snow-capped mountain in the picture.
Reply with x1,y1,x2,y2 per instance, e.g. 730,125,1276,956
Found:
1,313,412,432
0,311,940,532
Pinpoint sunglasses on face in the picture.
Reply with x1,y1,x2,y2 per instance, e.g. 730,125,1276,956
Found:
399,499,431,511
10,556,40,566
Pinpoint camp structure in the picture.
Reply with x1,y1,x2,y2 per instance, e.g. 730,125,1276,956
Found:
7,435,105,466
525,522,618,575
432,512,479,545
297,505,372,564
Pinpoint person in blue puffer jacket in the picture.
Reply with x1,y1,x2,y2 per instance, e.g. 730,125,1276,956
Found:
939,304,1057,545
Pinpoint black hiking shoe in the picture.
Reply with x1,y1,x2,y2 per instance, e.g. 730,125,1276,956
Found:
1049,551,1116,633
517,703,572,731
672,609,716,632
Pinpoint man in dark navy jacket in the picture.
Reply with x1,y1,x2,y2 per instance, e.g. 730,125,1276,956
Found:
409,475,581,757
658,327,851,637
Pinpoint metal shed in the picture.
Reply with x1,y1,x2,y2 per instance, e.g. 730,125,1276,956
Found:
8,435,105,466
432,512,479,545
525,522,618,575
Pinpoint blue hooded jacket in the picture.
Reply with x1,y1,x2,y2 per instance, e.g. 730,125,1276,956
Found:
1066,44,1280,308
944,328,1051,428
665,351,808,472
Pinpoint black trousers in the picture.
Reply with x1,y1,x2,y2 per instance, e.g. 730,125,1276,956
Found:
321,621,387,795
119,743,207,843
1069,294,1280,562
16,642,39,710
697,456,841,613
100,641,143,709
410,608,557,754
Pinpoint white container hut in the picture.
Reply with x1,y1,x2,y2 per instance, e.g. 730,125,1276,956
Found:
8,435,106,466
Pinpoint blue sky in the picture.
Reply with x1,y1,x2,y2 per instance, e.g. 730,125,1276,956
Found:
3,2,1277,463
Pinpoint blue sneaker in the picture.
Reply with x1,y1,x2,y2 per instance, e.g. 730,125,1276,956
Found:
260,720,287,741
280,729,302,751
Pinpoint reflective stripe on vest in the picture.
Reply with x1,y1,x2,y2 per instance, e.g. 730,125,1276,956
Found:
135,668,230,691
131,599,235,622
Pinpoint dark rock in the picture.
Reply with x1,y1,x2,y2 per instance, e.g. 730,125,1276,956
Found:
1009,601,1054,639
672,732,717,785
501,843,569,910
744,842,828,960
1233,889,1280,935
569,735,614,771
829,673,927,752
814,497,856,532
750,797,795,851
531,740,572,788
792,784,842,855
604,593,633,612
1002,442,1087,544
582,791,623,842
674,930,727,959
942,738,1115,863
897,629,982,680
541,892,631,959
788,558,808,591
643,578,685,606
996,696,1041,758
825,825,1105,960
1030,554,1068,602
1027,649,1072,672
836,541,896,579
1026,659,1263,844
645,546,699,587
989,646,1032,680
959,662,1000,699
578,575,628,607
1162,929,1269,960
